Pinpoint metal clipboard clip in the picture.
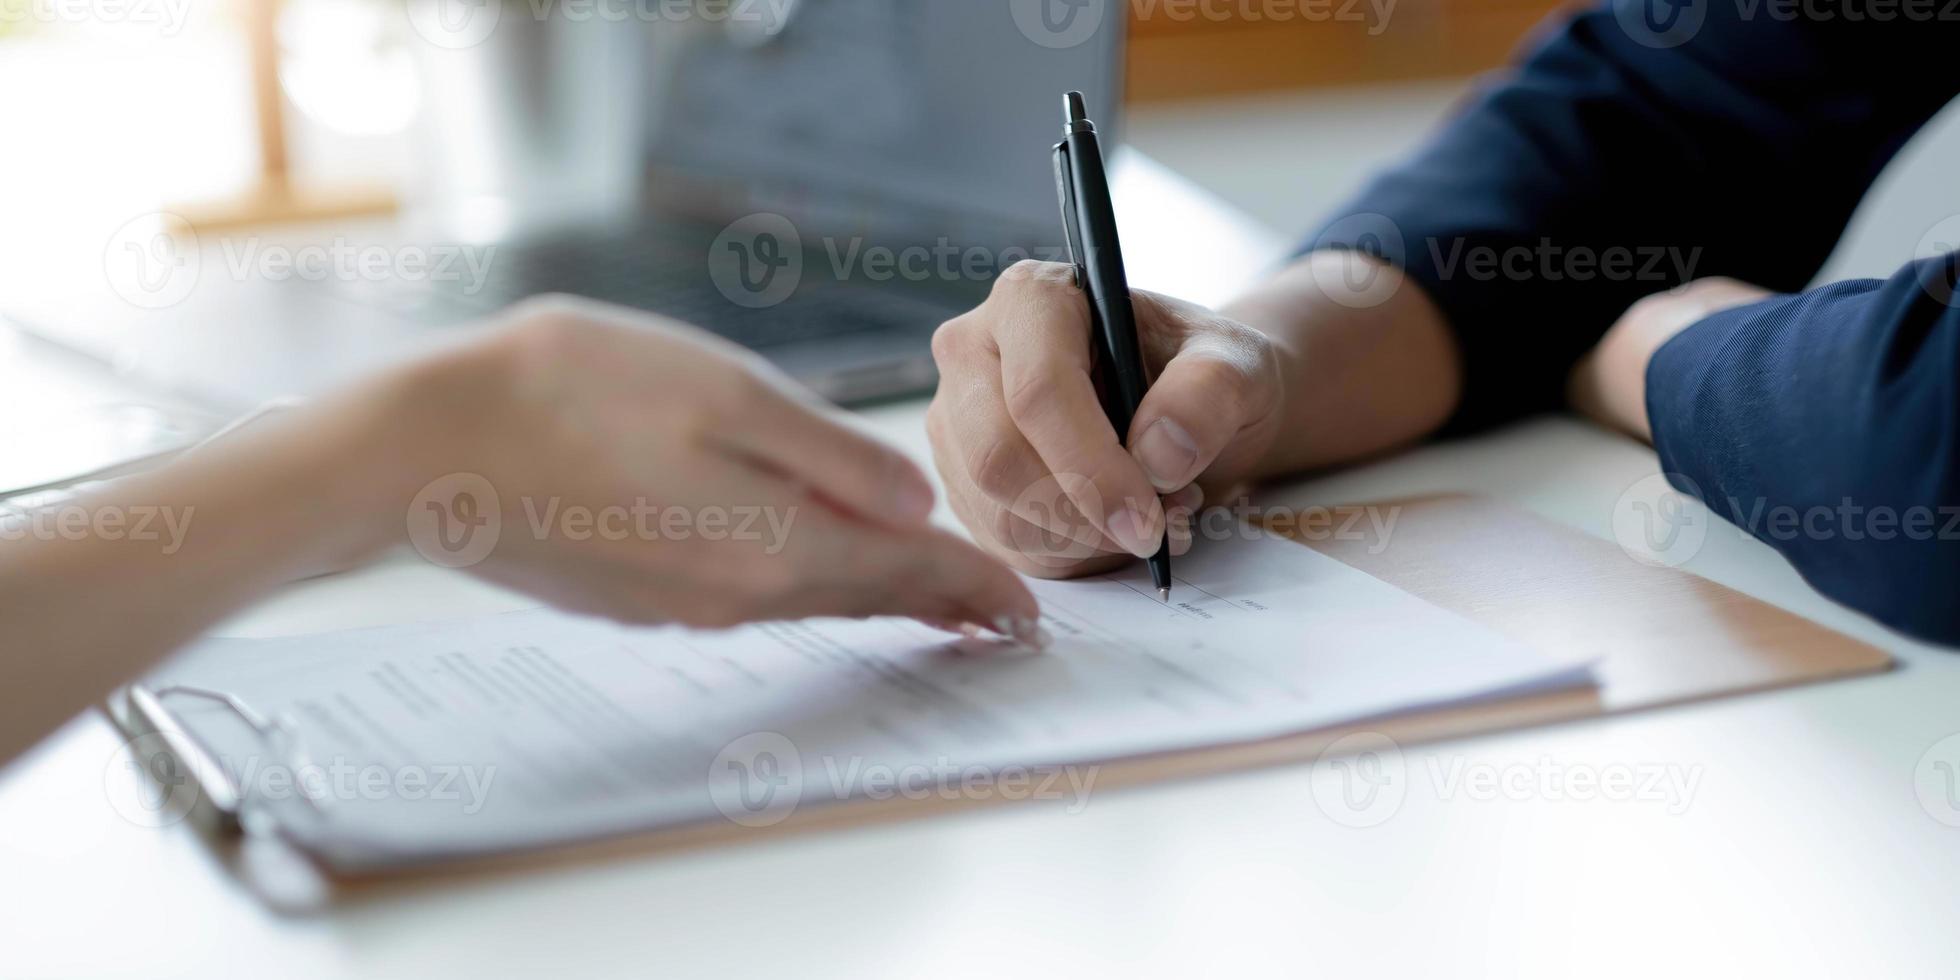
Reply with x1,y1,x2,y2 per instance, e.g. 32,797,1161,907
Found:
123,683,335,836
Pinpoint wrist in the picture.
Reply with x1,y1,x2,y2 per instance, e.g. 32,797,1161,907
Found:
200,341,503,574
333,339,512,561
1223,251,1462,477
1576,278,1774,443
1568,325,1657,441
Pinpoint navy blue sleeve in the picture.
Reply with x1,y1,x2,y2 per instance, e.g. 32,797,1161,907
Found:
1308,4,1960,431
1648,255,1960,644
1302,7,1960,639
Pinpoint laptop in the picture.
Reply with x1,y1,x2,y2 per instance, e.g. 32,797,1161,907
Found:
3,1,1125,411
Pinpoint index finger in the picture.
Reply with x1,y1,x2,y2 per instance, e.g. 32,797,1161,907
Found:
712,374,937,529
779,516,1042,639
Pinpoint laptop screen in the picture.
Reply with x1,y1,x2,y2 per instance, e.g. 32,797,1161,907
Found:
643,0,1125,247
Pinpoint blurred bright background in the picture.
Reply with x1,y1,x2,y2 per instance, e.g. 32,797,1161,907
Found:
4,0,1956,294
0,0,414,284
0,0,1545,268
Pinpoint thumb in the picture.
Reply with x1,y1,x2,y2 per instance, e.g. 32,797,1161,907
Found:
1124,302,1277,493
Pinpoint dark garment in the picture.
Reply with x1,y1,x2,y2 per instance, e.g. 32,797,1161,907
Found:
1312,2,1960,642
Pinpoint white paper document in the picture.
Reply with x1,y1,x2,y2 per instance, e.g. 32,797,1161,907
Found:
139,530,1593,869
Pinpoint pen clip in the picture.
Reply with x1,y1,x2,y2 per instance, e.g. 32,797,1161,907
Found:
1052,141,1088,290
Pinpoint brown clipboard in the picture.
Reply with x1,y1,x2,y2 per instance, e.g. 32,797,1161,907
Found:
126,494,1894,906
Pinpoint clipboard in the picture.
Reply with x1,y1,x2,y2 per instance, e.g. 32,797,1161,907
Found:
111,494,1892,907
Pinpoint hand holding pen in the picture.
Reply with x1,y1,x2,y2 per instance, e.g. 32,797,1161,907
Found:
1052,92,1173,599
922,92,1287,587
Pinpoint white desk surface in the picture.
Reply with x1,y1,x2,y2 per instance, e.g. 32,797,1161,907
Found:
4,158,1958,980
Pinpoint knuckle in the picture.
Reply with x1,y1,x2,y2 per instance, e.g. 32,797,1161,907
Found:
930,317,974,365
1238,322,1280,367
1188,356,1252,417
1000,370,1056,425
487,309,596,404
996,258,1045,286
967,436,1033,501
1182,352,1243,390
996,259,1076,295
925,396,949,441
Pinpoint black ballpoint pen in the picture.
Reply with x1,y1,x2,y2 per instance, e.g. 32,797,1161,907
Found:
1052,91,1174,602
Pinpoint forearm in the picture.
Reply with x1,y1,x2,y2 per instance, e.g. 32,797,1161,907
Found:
1645,260,1960,644
0,364,437,766
1305,8,1954,432
1221,250,1462,479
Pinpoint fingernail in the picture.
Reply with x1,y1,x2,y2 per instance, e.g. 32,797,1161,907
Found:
894,477,935,522
1135,417,1200,492
916,618,976,637
994,615,1052,651
1105,504,1158,559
